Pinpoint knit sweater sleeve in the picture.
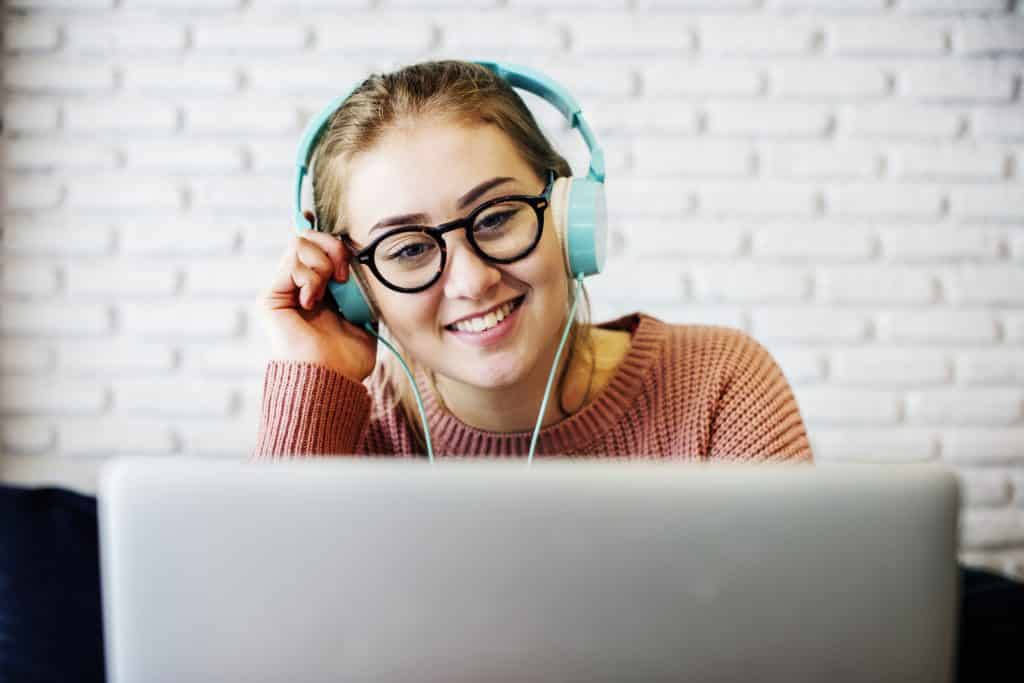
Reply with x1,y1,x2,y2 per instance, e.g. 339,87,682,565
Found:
707,330,814,463
249,360,375,460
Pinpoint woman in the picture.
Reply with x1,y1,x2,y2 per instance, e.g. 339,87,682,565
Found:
243,61,1024,680
252,59,812,462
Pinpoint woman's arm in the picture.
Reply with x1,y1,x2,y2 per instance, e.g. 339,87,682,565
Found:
707,331,813,463
249,361,372,460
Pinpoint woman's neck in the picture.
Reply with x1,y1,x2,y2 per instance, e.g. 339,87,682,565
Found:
431,326,631,433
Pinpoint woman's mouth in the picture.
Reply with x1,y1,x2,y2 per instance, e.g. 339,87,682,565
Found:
444,295,526,346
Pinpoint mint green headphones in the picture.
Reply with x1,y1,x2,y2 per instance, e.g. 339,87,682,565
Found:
293,60,608,326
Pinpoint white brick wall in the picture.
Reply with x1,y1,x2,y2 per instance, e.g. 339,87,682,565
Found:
3,1,1024,580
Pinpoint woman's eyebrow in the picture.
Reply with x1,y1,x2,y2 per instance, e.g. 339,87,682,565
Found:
456,176,516,210
366,176,517,237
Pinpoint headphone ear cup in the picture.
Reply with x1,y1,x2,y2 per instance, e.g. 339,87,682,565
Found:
326,265,377,326
556,176,608,278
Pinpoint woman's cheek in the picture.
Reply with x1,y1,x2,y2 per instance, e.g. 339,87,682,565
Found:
396,292,444,351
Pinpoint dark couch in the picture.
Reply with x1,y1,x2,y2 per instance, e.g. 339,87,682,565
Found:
1,485,105,683
1,483,1021,683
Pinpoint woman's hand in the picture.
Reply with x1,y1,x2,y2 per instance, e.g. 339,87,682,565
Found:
259,212,378,383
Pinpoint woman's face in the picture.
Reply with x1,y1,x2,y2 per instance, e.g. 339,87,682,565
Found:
342,119,570,391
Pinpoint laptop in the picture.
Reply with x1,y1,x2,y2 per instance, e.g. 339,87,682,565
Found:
98,457,960,683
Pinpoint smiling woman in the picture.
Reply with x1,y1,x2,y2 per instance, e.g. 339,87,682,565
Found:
251,60,813,462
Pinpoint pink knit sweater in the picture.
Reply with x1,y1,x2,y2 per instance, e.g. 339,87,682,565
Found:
252,313,813,462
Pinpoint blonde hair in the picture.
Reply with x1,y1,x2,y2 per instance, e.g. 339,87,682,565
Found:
309,59,595,452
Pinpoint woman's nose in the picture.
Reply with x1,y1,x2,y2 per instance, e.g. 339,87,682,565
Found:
442,239,501,300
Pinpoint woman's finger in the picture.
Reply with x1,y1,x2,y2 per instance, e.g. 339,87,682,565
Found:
290,261,323,310
298,229,349,282
295,236,336,283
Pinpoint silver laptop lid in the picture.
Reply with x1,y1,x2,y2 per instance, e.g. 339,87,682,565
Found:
99,458,960,683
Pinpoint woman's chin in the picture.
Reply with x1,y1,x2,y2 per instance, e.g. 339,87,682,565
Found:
445,359,525,391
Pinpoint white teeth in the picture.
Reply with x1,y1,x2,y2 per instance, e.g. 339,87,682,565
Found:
452,299,518,333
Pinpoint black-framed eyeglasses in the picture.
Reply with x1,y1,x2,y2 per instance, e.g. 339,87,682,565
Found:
342,171,555,293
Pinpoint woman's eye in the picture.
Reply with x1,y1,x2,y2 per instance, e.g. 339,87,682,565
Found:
476,211,512,231
391,243,431,260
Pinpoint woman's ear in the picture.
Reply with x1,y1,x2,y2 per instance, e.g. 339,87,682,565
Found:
548,176,573,277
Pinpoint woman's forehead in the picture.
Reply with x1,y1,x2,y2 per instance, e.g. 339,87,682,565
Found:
348,121,529,189
343,122,536,240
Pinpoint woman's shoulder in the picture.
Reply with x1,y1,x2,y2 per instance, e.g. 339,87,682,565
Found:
666,319,770,360
599,312,771,368
658,317,749,341
596,313,812,462
664,317,783,379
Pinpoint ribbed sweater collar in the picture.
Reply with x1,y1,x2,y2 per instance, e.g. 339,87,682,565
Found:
414,313,668,456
